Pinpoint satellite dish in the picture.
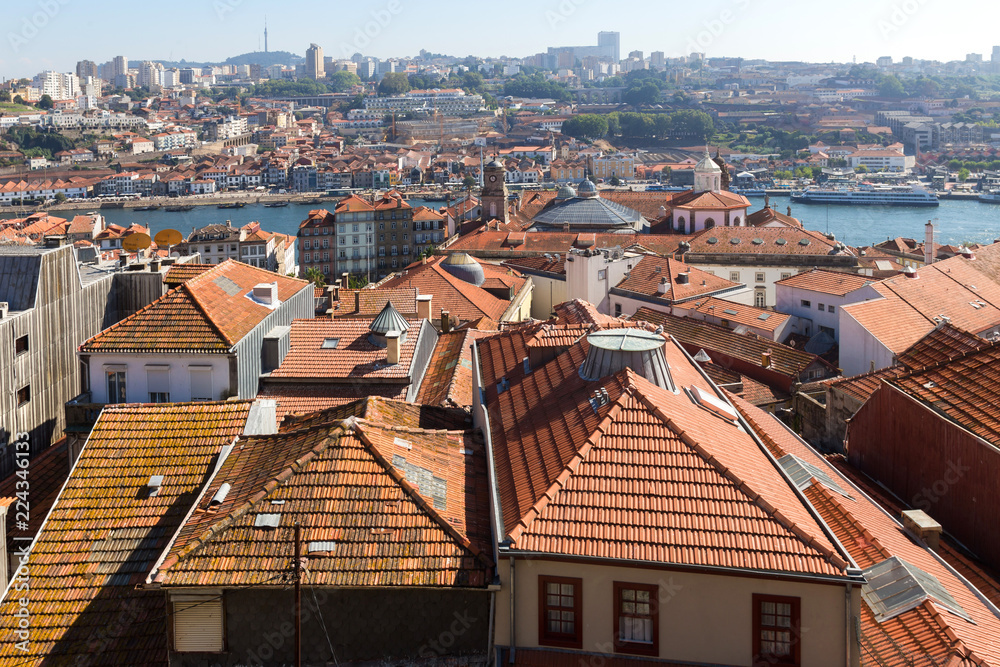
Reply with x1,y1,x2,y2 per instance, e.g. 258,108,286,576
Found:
154,228,183,246
122,233,152,253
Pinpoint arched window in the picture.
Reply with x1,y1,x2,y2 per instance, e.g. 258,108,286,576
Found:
677,216,686,234
733,216,741,226
705,218,716,229
490,202,496,217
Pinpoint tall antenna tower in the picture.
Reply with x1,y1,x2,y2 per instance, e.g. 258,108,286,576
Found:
264,16,268,53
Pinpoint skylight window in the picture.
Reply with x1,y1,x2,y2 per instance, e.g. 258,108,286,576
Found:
861,556,971,623
777,454,852,499
254,513,281,528
321,337,340,349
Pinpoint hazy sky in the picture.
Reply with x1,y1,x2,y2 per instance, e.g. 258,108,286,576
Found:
2,0,997,79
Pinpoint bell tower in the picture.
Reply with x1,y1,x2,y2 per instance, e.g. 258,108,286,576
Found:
480,158,509,224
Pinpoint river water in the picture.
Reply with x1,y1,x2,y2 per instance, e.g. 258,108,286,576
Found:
4,196,1000,250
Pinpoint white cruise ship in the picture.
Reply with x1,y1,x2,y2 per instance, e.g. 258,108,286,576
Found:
790,183,939,207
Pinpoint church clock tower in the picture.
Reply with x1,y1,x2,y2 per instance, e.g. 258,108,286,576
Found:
480,159,509,224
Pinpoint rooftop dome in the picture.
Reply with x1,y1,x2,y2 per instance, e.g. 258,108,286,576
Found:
556,184,577,200
440,252,485,286
368,301,410,348
580,328,674,390
695,148,722,174
486,158,505,169
577,179,599,197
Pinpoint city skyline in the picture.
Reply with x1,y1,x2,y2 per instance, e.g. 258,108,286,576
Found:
3,0,1000,80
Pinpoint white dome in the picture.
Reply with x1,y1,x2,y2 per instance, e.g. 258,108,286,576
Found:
695,150,721,174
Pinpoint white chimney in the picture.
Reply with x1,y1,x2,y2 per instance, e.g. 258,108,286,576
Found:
657,277,670,294
0,302,8,319
924,221,934,266
417,294,432,321
252,282,279,306
901,509,942,552
386,330,401,365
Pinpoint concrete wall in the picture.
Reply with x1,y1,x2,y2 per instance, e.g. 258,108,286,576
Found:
775,283,879,344
494,557,859,667
565,250,633,315
85,353,233,404
169,587,491,667
523,273,567,320
838,306,896,377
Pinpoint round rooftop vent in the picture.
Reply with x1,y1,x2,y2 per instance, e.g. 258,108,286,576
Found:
706,237,718,244
441,252,485,286
775,238,787,246
799,239,811,246
730,237,741,245
752,238,764,245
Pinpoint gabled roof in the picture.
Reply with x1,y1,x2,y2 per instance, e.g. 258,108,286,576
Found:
686,226,846,257
267,317,424,381
333,287,419,317
415,328,487,409
82,260,309,353
553,299,620,325
0,401,251,666
478,322,850,577
162,262,214,286
258,383,409,425
731,394,1000,666
612,255,741,303
380,256,525,322
688,296,792,333
150,415,492,588
632,307,827,379
775,268,873,296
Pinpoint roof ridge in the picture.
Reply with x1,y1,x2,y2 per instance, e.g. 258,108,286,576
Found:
634,384,851,572
353,422,493,567
507,395,624,544
154,424,346,577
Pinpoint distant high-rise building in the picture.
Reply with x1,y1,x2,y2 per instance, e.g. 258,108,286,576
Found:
992,46,1000,62
902,56,914,66
76,60,97,80
306,43,324,79
628,50,644,61
876,56,892,67
598,31,620,62
650,51,665,70
966,53,983,63
112,55,128,80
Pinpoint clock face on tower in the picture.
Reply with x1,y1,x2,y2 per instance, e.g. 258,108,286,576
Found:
489,175,497,183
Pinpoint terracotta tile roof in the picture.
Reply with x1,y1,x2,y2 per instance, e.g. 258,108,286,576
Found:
553,299,620,325
151,417,492,588
259,383,408,425
0,401,251,666
379,256,522,322
687,296,791,333
890,342,1000,445
268,317,424,381
685,226,846,257
746,205,802,228
332,287,419,317
415,329,481,408
446,230,648,257
632,307,827,380
502,255,566,276
738,374,792,406
775,268,874,296
612,255,741,303
0,439,69,557
82,260,310,352
162,262,213,286
843,245,1000,354
672,190,750,211
730,395,1000,666
479,324,849,577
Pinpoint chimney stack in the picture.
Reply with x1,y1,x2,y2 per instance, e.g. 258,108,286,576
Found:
657,277,670,294
677,271,690,285
417,295,432,321
440,310,451,333
901,509,942,552
386,330,401,365
761,350,772,368
0,302,8,319
924,221,934,266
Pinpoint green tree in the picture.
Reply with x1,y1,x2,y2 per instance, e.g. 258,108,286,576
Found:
561,114,609,140
461,71,484,91
0,90,10,103
879,75,905,98
304,267,326,288
624,81,660,107
37,94,54,109
609,175,621,186
328,70,361,92
855,165,868,173
958,167,970,182
54,192,67,203
378,72,410,96
462,174,476,188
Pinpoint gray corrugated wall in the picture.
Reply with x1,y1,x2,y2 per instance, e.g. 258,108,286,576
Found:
234,285,315,399
406,319,441,402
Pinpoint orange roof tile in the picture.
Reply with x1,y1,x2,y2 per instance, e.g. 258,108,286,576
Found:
162,262,213,286
0,401,251,666
612,255,741,303
332,287,419,317
151,417,492,588
479,323,849,577
82,260,310,352
688,296,791,333
775,268,874,296
415,329,488,408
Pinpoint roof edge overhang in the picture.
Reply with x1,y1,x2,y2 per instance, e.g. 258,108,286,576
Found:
497,548,863,587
